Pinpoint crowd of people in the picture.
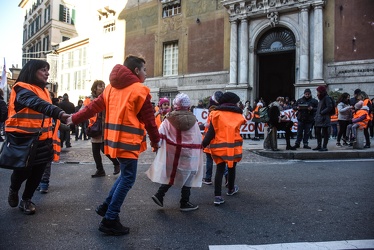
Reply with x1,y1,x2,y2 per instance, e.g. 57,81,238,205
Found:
2,56,373,237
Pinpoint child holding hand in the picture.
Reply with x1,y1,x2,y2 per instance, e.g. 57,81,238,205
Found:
147,93,204,211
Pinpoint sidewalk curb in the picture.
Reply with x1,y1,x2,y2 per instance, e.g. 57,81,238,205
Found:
249,149,374,160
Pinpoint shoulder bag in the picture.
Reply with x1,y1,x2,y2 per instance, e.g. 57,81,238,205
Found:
86,114,102,138
0,116,44,170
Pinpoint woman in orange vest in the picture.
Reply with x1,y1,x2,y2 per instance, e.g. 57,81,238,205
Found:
6,60,70,215
202,92,246,205
69,55,160,236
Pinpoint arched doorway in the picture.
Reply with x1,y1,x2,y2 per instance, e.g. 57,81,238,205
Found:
257,27,296,105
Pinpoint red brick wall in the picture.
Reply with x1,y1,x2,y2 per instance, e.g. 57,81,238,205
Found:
125,33,155,77
335,0,374,61
187,18,225,73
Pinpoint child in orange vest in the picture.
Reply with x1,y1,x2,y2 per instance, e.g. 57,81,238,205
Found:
346,101,370,144
202,92,246,205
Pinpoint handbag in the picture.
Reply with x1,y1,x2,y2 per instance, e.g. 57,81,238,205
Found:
86,116,102,138
0,116,44,170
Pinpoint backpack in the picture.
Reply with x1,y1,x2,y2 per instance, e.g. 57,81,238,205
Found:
259,106,269,123
328,97,336,116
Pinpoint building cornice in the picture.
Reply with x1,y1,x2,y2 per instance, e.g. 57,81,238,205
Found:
57,38,89,53
18,0,29,8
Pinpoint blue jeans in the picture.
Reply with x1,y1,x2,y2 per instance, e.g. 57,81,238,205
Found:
104,158,137,220
295,120,313,145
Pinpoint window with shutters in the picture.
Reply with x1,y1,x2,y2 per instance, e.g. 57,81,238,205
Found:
59,4,75,25
162,0,181,18
44,5,50,24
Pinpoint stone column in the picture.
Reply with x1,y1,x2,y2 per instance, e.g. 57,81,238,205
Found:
239,18,248,84
299,6,309,81
312,3,324,81
229,19,238,85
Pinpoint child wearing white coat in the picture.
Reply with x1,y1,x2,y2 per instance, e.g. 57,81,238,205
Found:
146,93,204,211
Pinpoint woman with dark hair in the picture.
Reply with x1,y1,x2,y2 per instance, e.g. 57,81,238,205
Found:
336,92,353,146
89,80,120,177
6,59,70,215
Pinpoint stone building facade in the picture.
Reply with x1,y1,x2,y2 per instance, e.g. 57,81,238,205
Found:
121,0,374,105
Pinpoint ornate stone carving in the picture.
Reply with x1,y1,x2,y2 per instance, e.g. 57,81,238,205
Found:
267,11,279,27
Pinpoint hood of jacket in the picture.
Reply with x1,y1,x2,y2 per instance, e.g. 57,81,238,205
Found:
109,64,141,89
166,110,197,131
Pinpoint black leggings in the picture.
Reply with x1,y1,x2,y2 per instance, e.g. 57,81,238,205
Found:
92,142,119,170
337,120,350,142
214,162,236,196
10,163,47,200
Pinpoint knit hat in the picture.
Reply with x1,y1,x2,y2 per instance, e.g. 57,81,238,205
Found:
209,91,224,107
212,91,224,104
159,97,169,107
173,93,191,110
316,86,327,93
355,100,363,110
218,92,240,105
304,88,311,94
257,102,263,107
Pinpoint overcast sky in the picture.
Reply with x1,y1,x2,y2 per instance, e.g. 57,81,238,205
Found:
0,0,24,70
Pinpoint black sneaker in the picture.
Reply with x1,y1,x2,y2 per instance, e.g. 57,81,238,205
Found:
99,218,130,236
91,170,106,178
19,199,36,215
303,145,311,149
96,203,108,217
152,194,163,207
8,188,19,207
202,178,212,185
294,144,300,148
180,202,199,212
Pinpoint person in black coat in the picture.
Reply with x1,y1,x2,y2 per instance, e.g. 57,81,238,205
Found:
292,88,318,149
58,93,75,147
6,59,69,215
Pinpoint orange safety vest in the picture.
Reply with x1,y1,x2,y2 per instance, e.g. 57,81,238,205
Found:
5,82,61,161
354,109,370,129
253,106,260,119
83,97,91,107
209,110,246,168
155,113,162,128
330,107,338,122
102,83,149,159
